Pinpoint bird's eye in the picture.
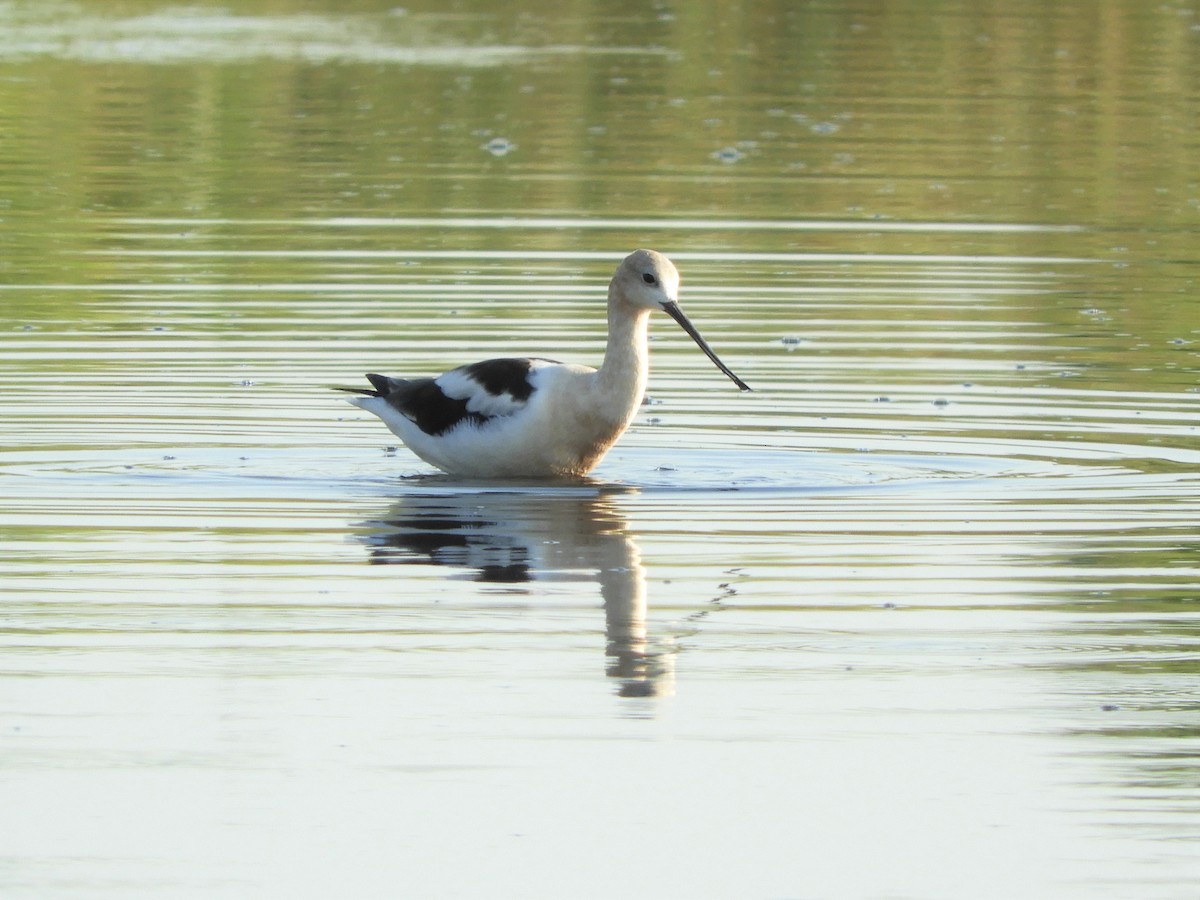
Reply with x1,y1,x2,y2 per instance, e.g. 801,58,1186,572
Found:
642,273,657,285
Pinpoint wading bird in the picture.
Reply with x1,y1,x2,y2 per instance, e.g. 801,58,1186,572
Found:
343,249,750,477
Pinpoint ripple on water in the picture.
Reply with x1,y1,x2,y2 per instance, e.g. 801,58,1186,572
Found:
0,442,1104,498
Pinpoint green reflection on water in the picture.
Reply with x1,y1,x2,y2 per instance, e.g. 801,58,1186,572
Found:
1,0,1197,227
2,0,1196,391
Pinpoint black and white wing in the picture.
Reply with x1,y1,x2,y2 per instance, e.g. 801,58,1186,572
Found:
361,357,558,437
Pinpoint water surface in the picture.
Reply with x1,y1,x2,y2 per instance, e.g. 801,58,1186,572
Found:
2,2,1199,898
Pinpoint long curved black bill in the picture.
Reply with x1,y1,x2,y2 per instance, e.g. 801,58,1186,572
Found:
662,301,752,392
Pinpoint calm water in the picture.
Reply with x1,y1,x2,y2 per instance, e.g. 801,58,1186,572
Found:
2,2,1199,897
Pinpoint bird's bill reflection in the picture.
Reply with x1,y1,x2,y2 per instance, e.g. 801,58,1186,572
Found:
359,486,674,698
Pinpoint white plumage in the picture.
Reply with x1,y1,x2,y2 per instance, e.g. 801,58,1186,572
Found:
344,249,750,478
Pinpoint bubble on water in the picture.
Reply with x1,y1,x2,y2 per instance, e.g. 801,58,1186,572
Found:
482,136,515,157
810,121,839,135
712,146,744,164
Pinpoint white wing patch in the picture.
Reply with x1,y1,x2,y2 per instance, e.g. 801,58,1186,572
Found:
435,359,556,420
465,384,525,418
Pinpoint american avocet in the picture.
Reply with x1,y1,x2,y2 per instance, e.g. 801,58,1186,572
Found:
343,249,750,477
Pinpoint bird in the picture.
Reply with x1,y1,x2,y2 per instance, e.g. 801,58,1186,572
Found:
341,249,750,478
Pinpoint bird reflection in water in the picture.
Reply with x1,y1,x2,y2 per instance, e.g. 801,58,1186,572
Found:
358,485,674,698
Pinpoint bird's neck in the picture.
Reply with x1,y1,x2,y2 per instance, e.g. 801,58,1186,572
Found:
597,294,651,402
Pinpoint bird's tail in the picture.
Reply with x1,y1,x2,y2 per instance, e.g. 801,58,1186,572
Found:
332,373,402,397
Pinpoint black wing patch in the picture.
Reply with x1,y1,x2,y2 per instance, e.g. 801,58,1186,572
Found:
459,358,540,402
